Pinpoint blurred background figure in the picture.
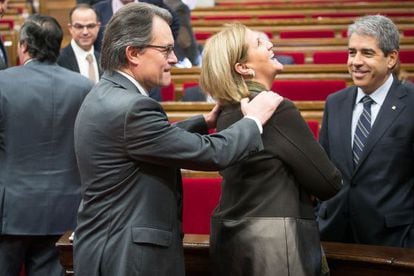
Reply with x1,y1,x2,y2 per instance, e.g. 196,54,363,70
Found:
93,0,180,52
58,4,102,83
165,0,201,67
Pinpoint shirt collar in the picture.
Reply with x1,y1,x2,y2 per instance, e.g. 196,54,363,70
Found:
356,74,393,106
116,70,149,97
71,39,94,58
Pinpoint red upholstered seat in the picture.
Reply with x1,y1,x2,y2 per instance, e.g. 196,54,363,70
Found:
204,15,251,20
311,12,359,18
195,32,213,41
399,50,414,63
0,19,14,30
160,82,175,101
403,30,414,37
272,80,347,101
313,51,348,64
279,30,335,39
183,177,222,234
182,82,199,91
258,14,305,20
307,120,320,140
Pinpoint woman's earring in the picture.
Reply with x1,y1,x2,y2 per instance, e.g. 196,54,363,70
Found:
249,70,256,78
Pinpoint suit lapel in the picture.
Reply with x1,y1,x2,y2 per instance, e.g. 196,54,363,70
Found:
68,46,80,72
353,79,406,174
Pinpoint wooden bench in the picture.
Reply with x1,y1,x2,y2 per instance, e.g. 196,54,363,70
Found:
162,101,325,124
56,231,414,276
168,63,414,100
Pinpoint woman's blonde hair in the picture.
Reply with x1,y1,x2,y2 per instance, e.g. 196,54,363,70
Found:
199,23,250,105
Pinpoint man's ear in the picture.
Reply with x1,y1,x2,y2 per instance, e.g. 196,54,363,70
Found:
18,40,28,53
234,62,250,77
125,45,141,66
387,50,399,70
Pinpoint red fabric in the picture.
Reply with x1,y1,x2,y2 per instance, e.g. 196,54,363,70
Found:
399,50,414,63
272,80,347,101
204,15,251,20
161,82,175,101
195,32,213,40
403,30,414,37
183,177,222,234
182,82,199,91
313,51,348,64
0,19,14,30
258,14,305,19
311,12,359,18
279,30,335,39
307,120,319,140
277,51,305,64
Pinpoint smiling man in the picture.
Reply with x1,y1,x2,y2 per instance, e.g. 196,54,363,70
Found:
72,3,283,275
317,15,414,248
57,4,101,83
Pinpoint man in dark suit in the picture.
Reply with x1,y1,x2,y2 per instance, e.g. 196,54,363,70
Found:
57,4,102,83
0,14,92,276
317,15,414,248
73,3,282,275
93,0,180,52
0,0,9,70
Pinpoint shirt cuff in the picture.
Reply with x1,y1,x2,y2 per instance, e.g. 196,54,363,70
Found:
244,115,263,134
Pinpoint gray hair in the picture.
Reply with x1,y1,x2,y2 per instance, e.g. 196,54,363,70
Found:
100,2,172,71
348,14,400,56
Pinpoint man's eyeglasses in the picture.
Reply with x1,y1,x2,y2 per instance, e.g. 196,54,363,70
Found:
71,23,98,31
143,44,175,58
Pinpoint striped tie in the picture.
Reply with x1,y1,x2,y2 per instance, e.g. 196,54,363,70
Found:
353,96,374,166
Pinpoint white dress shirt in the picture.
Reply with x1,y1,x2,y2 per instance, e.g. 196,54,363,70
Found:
71,40,99,84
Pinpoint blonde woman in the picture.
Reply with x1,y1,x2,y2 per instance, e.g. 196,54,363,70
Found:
200,23,342,276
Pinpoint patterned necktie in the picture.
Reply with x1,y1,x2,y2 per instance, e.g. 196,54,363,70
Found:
86,54,97,83
353,95,374,166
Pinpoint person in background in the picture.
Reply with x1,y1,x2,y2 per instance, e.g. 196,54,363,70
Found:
93,0,180,52
73,3,283,275
58,4,101,83
0,14,92,276
165,0,201,67
0,0,9,69
317,14,414,248
200,23,342,276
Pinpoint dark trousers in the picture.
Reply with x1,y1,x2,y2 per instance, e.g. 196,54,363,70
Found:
0,235,64,276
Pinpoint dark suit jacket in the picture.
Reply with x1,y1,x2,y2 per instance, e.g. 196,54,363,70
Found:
57,44,102,76
73,71,263,275
0,61,92,235
181,85,207,101
93,0,180,51
0,38,8,69
317,76,414,247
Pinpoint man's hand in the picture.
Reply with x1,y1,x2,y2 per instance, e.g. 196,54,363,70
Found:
203,104,221,129
241,91,283,125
